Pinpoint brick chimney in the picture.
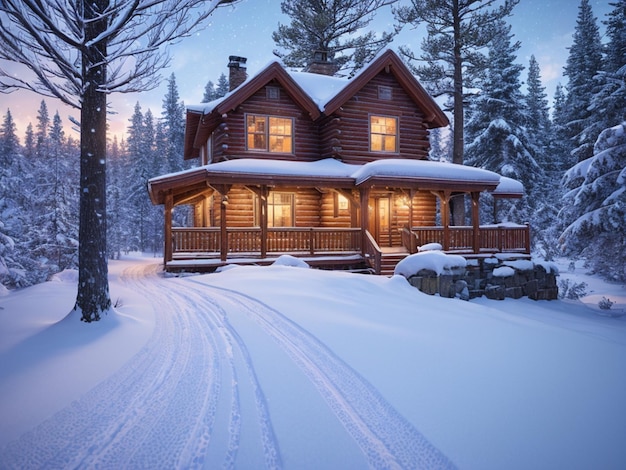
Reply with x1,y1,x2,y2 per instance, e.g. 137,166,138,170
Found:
305,50,339,76
228,55,247,91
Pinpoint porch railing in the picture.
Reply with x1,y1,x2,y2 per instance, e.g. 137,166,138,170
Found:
172,224,530,259
172,227,362,257
410,224,530,254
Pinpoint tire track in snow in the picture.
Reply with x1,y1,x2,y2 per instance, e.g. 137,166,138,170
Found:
188,279,456,470
0,263,279,469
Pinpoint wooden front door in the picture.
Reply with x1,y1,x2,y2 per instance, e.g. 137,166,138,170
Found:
369,196,391,247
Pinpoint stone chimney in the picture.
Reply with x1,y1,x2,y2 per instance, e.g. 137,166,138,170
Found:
228,55,247,91
305,50,339,76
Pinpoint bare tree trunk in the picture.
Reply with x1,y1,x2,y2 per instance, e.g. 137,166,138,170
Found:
451,0,466,225
74,0,111,321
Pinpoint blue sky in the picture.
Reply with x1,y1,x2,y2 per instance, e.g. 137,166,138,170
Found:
0,0,615,142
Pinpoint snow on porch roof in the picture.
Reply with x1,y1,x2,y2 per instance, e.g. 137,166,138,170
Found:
203,158,516,192
493,176,525,198
148,158,523,205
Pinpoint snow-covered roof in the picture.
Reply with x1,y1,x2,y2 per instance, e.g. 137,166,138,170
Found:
352,159,502,186
493,176,524,197
149,157,523,206
204,157,358,178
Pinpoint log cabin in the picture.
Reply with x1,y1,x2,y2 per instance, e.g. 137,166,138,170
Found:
148,49,529,274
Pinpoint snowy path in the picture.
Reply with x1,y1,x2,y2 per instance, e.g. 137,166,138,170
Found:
1,263,454,469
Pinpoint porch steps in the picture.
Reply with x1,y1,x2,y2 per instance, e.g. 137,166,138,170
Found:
380,252,409,276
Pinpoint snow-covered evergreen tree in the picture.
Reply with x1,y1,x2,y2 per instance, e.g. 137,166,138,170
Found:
563,0,604,164
216,73,229,98
107,135,128,260
23,123,34,160
428,127,451,162
523,55,560,257
202,73,230,102
35,100,49,161
202,80,217,103
465,19,538,224
161,73,186,173
560,122,626,281
395,0,519,224
551,83,571,173
0,108,33,288
273,0,395,76
589,0,626,135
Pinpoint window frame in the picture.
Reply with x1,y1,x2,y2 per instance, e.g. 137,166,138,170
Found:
254,191,296,227
245,113,294,154
369,114,399,153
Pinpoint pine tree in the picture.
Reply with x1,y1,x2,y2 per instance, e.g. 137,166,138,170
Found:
24,123,35,159
273,0,396,76
551,83,571,173
161,73,186,173
563,0,604,164
465,19,538,224
216,73,229,98
35,100,49,160
523,56,560,257
590,0,626,132
107,135,127,260
0,108,33,288
560,122,626,281
525,56,551,165
202,80,216,102
395,0,519,224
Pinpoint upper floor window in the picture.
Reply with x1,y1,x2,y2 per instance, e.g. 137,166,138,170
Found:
266,86,280,100
370,115,398,152
246,114,294,153
378,85,392,100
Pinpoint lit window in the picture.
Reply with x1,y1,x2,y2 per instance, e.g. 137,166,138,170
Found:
247,114,293,153
370,115,398,152
256,192,294,227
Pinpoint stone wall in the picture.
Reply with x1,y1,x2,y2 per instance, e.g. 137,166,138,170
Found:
405,255,558,301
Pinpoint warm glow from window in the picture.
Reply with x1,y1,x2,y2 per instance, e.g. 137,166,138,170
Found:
247,115,293,153
267,193,294,227
255,192,295,227
370,115,398,152
337,194,348,210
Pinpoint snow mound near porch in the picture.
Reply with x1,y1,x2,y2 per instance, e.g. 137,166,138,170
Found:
394,250,467,277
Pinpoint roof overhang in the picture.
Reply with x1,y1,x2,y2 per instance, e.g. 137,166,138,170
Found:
148,158,520,206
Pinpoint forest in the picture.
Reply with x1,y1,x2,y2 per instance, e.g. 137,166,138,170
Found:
1,0,625,292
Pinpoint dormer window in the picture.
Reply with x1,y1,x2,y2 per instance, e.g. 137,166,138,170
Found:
370,115,398,152
246,114,294,153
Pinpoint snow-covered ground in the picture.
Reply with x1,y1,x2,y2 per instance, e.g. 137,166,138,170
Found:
0,255,625,469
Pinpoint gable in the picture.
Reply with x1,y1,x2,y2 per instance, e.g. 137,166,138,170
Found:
185,62,320,159
184,49,448,160
323,49,448,129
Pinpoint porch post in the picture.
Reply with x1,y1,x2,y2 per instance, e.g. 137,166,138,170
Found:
260,186,268,258
164,191,173,266
471,192,480,254
441,191,451,251
220,193,228,262
360,187,370,254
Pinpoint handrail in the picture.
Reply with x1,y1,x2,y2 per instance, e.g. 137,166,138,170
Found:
363,230,382,274
401,227,419,253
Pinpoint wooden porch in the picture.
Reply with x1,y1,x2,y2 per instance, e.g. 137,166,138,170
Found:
166,224,530,274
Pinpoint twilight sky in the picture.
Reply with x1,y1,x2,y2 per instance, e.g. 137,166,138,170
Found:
0,0,615,143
